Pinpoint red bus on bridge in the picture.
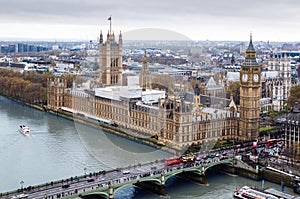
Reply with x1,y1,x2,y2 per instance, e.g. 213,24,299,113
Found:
164,157,181,166
266,139,277,147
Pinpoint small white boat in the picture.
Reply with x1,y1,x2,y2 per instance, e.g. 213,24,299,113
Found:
19,125,30,136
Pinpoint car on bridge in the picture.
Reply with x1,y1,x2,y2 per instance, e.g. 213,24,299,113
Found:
122,169,130,174
220,155,229,160
181,155,196,163
195,156,202,163
87,178,95,182
11,194,28,199
62,184,70,189
208,154,215,158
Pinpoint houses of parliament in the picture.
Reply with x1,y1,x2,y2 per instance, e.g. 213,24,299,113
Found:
47,29,261,150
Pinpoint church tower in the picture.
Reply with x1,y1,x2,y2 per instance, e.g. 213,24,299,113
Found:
239,34,261,141
140,51,151,91
99,29,123,86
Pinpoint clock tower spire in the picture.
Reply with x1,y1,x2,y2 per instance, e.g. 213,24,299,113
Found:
239,34,261,141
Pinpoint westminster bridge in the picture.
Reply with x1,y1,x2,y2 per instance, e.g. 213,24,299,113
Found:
1,156,235,199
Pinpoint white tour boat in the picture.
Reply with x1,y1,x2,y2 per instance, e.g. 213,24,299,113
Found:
19,125,30,136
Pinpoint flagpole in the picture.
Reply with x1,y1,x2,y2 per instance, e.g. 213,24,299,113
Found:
110,15,112,34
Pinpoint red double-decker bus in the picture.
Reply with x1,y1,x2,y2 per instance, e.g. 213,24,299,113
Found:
266,139,277,147
164,157,181,166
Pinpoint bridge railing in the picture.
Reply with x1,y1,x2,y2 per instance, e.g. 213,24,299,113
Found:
0,158,167,198
76,158,235,198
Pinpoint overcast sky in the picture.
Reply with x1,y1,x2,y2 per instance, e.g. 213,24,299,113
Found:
1,0,299,41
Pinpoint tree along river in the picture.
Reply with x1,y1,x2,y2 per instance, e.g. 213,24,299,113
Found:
0,96,295,198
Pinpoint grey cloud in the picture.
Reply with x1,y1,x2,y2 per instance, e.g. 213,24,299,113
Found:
1,0,299,25
0,0,299,41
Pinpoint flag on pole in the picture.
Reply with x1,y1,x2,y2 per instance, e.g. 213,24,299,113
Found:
108,16,112,34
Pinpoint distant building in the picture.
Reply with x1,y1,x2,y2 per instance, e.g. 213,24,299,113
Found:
18,43,28,53
52,45,59,51
203,77,225,98
262,53,292,111
282,102,300,150
47,78,68,108
240,42,246,54
122,71,138,86
36,45,47,52
28,45,36,52
8,44,16,53
17,43,47,53
1,45,9,53
0,44,16,53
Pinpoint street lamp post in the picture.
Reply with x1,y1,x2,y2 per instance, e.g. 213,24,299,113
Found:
20,180,24,190
84,167,87,177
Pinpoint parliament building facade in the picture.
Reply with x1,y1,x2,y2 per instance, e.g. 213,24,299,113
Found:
47,31,261,149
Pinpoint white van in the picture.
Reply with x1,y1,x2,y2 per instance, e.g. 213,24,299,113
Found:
122,169,130,174
11,194,28,199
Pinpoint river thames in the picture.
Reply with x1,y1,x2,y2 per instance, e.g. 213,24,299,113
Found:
0,95,295,198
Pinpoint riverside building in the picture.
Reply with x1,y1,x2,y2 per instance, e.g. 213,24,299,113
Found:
47,31,261,149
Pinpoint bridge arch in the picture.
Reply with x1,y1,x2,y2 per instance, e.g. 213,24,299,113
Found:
135,178,161,184
80,191,109,199
114,178,162,196
164,167,202,182
114,184,137,197
203,159,234,173
164,159,234,182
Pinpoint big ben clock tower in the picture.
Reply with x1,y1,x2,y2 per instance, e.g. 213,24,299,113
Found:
239,34,261,141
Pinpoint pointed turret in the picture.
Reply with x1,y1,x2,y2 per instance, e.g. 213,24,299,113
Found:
246,33,255,53
231,54,235,65
244,33,258,66
143,51,147,64
140,51,150,91
245,33,256,59
194,83,200,96
100,31,103,44
119,31,122,45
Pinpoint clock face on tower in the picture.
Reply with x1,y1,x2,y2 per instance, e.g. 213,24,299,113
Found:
242,74,248,82
253,74,259,82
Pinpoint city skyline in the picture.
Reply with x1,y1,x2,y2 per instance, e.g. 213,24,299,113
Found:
0,0,300,42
